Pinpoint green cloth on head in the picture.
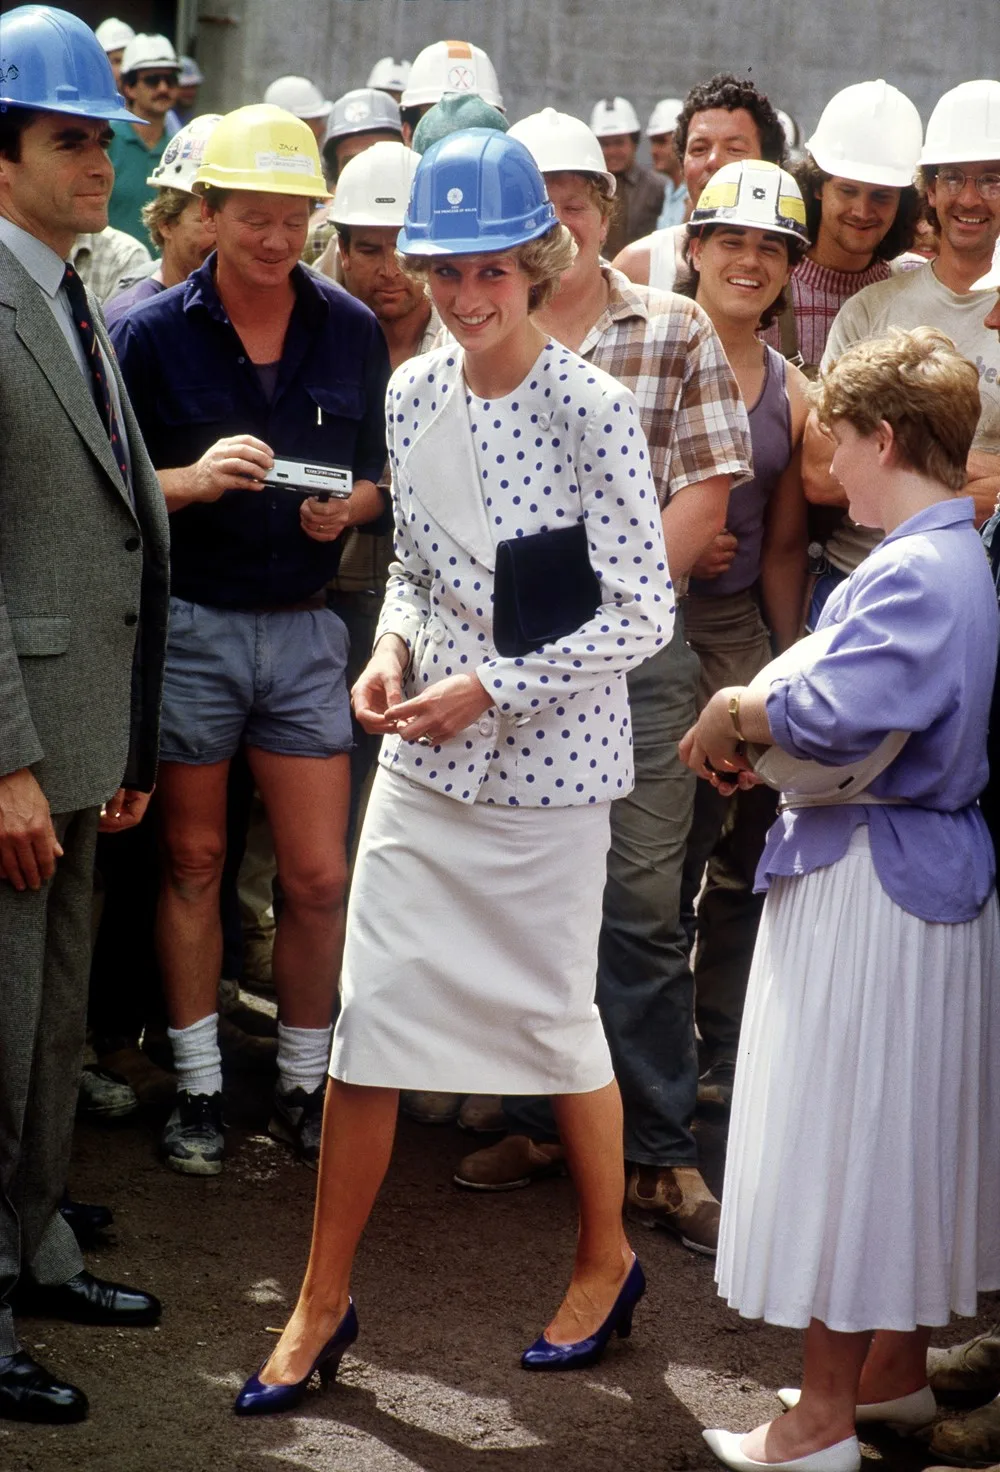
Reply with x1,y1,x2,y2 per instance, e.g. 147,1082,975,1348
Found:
412,92,508,155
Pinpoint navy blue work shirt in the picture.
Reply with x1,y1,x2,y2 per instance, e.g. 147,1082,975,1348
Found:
111,254,390,609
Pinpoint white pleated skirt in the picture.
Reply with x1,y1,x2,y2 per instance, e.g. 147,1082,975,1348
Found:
330,768,615,1094
717,827,1000,1332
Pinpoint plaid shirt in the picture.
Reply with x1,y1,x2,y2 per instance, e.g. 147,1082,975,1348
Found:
71,228,151,305
760,254,892,370
580,265,753,509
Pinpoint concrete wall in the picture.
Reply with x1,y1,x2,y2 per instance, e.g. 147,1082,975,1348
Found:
191,0,998,152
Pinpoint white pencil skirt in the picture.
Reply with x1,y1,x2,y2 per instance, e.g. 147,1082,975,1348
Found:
717,826,1000,1332
330,768,615,1094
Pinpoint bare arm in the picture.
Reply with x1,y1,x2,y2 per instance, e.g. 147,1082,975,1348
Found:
760,364,810,650
965,450,1000,527
660,474,730,581
801,410,848,508
158,434,274,513
610,240,651,285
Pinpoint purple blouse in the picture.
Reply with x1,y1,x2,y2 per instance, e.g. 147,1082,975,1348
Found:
756,498,998,922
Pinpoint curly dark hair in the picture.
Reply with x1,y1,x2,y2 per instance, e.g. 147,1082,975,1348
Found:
674,74,788,168
679,221,806,329
793,154,919,261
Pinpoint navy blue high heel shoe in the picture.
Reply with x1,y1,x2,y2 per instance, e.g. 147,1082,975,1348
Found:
233,1301,358,1416
521,1256,646,1371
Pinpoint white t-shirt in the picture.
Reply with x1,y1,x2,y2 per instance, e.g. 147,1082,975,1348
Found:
821,261,1000,573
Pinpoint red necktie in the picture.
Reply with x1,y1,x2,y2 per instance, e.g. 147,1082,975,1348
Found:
62,263,129,485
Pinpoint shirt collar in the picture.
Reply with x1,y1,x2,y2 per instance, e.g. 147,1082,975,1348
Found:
577,263,650,355
881,496,976,546
184,253,326,323
0,215,67,298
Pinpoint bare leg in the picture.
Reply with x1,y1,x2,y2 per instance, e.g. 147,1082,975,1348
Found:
246,750,350,1030
858,1326,933,1402
260,1080,398,1385
544,1080,633,1344
156,760,231,1029
741,1319,870,1462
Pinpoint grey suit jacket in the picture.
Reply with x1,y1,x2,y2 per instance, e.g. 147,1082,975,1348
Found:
0,241,170,813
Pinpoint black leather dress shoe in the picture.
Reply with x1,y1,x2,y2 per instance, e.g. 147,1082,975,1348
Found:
18,1270,161,1326
0,1351,88,1423
59,1192,113,1246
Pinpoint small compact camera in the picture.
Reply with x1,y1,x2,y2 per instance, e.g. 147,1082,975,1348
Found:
265,459,353,501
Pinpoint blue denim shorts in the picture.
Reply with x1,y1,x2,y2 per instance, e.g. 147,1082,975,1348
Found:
159,597,352,764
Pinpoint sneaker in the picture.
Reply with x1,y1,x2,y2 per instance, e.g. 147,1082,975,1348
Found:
458,1094,506,1133
269,1083,325,1167
161,1090,225,1176
400,1091,462,1125
625,1165,720,1255
77,1064,138,1122
697,1057,736,1110
930,1400,1000,1466
453,1134,566,1191
928,1329,1000,1399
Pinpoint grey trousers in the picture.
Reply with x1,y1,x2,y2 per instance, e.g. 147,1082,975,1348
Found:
0,808,96,1355
504,619,704,1166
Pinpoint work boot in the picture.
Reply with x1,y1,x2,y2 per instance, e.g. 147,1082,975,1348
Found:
77,1064,138,1122
930,1398,1000,1466
457,1094,506,1133
96,1042,176,1108
929,1330,1000,1399
697,1057,736,1110
453,1134,566,1191
400,1091,462,1125
625,1164,720,1255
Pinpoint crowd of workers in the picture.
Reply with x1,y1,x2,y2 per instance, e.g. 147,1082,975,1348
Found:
0,3,999,1462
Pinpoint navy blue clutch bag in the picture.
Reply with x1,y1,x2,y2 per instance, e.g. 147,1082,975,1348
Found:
492,522,601,658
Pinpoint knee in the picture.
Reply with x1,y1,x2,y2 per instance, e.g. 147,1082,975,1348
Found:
280,860,348,915
161,831,226,900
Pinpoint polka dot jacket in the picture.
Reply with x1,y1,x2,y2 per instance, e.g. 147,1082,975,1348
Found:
375,339,674,807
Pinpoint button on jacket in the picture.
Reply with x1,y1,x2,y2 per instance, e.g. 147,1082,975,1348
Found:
376,340,673,808
112,256,390,609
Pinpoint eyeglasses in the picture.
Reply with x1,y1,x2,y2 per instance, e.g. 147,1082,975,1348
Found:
136,71,178,89
935,168,1000,201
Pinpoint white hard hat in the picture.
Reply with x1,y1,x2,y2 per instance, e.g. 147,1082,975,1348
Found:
263,74,333,122
973,240,1000,291
178,55,204,87
146,113,222,192
326,87,402,143
690,159,810,246
508,108,616,196
920,79,1000,166
646,98,683,137
400,40,503,112
807,80,922,188
95,17,135,53
590,97,641,138
120,33,180,77
329,141,419,228
367,57,411,94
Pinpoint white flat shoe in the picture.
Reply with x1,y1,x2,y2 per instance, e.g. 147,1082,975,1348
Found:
777,1384,937,1432
702,1429,861,1472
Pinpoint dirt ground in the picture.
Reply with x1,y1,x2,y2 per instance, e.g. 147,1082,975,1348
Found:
2,1070,995,1472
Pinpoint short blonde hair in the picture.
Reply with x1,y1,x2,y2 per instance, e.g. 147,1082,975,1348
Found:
399,221,577,312
141,186,194,249
544,169,617,224
810,327,980,492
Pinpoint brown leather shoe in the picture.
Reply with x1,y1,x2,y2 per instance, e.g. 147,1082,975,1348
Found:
929,1330,1000,1400
930,1399,1000,1466
625,1164,720,1256
453,1134,566,1191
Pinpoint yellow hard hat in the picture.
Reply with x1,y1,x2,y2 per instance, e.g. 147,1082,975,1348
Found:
192,103,331,198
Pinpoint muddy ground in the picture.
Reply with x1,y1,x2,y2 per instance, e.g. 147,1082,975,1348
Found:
2,1064,995,1472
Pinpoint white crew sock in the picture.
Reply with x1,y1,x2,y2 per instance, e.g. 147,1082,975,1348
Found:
167,1013,223,1097
276,1023,333,1097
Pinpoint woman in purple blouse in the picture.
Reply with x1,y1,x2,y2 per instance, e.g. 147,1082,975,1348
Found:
681,327,1000,1472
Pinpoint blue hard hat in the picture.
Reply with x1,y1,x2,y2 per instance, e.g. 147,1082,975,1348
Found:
397,127,557,257
0,5,138,125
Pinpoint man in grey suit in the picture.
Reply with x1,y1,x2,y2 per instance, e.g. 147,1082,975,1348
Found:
0,5,169,1423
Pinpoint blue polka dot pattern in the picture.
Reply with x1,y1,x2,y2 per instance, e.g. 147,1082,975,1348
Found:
373,341,673,808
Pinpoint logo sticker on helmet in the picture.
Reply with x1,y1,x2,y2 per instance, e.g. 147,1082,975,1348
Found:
447,65,476,91
447,187,464,205
0,63,20,85
255,150,313,175
344,100,372,124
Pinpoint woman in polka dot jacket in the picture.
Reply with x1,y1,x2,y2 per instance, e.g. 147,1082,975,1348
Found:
236,133,674,1417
